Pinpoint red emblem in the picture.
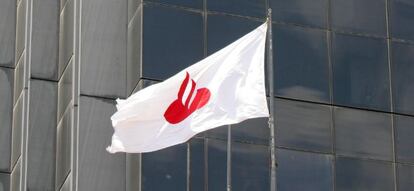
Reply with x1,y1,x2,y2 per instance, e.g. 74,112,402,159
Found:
164,72,211,124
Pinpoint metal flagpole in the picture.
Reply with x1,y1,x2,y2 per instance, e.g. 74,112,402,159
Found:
226,125,232,191
267,8,277,191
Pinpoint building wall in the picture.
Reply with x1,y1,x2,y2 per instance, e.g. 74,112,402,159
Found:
0,0,414,191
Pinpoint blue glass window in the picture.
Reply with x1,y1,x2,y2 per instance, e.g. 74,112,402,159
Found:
207,139,227,191
142,144,187,191
207,15,261,55
145,0,202,9
275,25,330,103
277,149,333,191
397,164,414,191
395,115,414,163
332,33,390,111
275,98,332,153
391,0,414,41
232,142,269,191
232,118,268,145
334,107,393,161
208,0,266,18
190,138,205,191
270,0,328,28
331,0,386,36
391,42,414,115
336,157,395,191
142,4,203,80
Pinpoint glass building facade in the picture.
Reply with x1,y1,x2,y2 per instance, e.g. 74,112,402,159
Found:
0,0,413,191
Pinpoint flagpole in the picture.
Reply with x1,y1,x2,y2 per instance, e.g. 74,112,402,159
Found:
226,125,232,191
267,8,277,191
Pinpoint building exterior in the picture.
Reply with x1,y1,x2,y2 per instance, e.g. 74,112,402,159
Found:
0,0,413,191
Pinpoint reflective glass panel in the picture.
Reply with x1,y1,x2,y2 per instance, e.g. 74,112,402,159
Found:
275,98,332,153
334,107,393,161
332,33,390,111
208,0,266,18
142,4,203,80
397,163,414,191
331,0,386,36
142,144,187,191
277,149,333,191
391,42,414,115
336,157,395,191
232,142,269,191
270,0,328,28
274,25,330,103
395,115,414,163
391,0,414,41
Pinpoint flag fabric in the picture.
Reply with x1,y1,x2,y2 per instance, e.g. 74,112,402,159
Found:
107,22,269,153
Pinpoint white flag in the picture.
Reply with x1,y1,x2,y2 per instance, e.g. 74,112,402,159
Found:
107,22,269,153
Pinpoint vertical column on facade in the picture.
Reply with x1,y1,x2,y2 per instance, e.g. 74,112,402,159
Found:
9,0,60,190
56,0,75,190
71,0,128,190
126,0,143,191
0,0,16,190
10,0,27,190
25,0,60,190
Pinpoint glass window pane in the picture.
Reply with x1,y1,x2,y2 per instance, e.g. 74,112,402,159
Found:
190,138,205,191
205,125,228,141
142,144,187,191
332,33,390,111
207,15,261,55
274,25,330,103
232,142,269,191
232,118,269,145
145,0,203,9
277,149,333,191
334,107,393,161
208,0,266,18
270,0,328,28
331,0,386,36
142,4,203,80
207,139,227,191
391,0,414,41
395,115,414,163
391,42,414,115
397,163,414,191
275,98,332,153
336,157,395,191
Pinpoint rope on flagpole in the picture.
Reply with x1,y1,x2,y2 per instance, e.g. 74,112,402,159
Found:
267,8,277,191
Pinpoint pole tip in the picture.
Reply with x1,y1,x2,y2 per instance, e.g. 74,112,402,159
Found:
267,8,272,19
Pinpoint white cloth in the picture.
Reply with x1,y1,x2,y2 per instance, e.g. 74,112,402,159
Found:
107,22,269,153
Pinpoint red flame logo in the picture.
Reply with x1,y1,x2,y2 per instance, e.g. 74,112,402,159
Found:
164,72,211,124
